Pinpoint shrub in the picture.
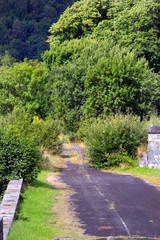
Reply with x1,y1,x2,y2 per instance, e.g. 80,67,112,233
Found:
0,110,63,154
144,112,160,128
0,110,62,191
79,114,146,169
0,131,42,191
30,116,62,154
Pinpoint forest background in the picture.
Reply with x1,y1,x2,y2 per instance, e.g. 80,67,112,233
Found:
0,0,160,188
0,0,77,60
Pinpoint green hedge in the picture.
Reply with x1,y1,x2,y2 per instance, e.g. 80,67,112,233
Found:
0,133,42,190
30,116,62,154
0,110,62,191
79,114,147,169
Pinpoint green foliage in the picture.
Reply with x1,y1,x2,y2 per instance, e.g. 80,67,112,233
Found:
48,0,109,45
82,46,149,118
141,112,160,132
140,72,160,116
30,116,62,154
0,134,42,185
46,38,154,127
43,38,92,69
0,0,78,61
0,117,42,191
44,0,160,128
1,110,62,153
93,0,160,72
0,51,15,67
105,151,135,168
1,0,160,136
0,59,49,117
79,114,146,169
0,110,62,191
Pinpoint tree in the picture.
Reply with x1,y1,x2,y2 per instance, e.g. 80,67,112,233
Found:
0,59,49,117
48,0,109,46
44,0,160,128
93,0,160,72
0,51,15,67
82,46,149,118
0,0,79,60
47,38,154,129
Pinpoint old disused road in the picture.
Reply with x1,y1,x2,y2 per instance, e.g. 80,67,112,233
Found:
60,144,160,240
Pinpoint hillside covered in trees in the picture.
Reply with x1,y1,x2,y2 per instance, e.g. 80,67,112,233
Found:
0,0,160,127
43,0,160,128
0,0,160,188
0,0,77,60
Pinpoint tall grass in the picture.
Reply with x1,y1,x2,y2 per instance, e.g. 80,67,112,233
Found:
144,112,160,129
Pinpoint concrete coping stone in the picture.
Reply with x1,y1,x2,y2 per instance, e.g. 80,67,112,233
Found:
148,125,160,134
0,179,23,240
54,238,115,240
0,217,3,240
54,238,73,240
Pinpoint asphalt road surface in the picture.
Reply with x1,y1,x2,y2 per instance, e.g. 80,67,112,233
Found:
60,144,160,240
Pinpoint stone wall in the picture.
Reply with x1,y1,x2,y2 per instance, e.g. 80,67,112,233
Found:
148,125,160,168
0,218,3,240
0,179,23,240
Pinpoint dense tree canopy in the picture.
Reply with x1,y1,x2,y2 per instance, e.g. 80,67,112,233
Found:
42,0,160,129
0,59,49,117
48,0,109,45
45,38,159,130
0,0,78,61
0,0,160,131
93,0,160,72
47,0,160,71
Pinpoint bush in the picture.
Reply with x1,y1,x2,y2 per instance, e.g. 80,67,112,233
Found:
0,110,62,191
30,116,62,154
0,110,63,153
0,130,42,191
79,114,146,169
144,112,160,127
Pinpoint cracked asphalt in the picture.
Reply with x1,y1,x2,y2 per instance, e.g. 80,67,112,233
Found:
60,144,160,240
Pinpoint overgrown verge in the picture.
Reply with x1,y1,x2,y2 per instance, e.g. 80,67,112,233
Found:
78,114,147,169
0,109,62,193
7,147,93,240
7,170,60,240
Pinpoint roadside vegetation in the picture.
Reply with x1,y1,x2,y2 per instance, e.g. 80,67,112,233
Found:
0,0,160,205
78,114,147,169
7,170,60,240
0,0,160,238
77,113,160,170
0,109,62,193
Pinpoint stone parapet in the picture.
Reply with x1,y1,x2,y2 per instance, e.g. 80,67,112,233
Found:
0,217,3,240
0,179,23,240
148,125,160,168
